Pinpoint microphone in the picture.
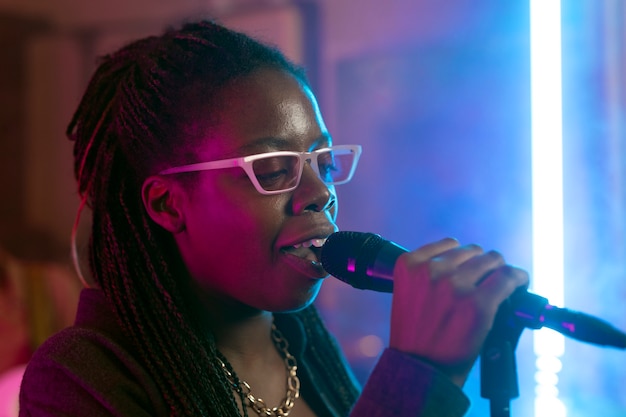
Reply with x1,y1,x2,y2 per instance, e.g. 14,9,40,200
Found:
320,231,626,349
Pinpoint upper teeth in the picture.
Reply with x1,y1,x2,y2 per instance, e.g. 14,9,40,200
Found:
293,238,327,249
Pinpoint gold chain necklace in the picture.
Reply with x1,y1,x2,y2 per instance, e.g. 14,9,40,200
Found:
217,324,301,417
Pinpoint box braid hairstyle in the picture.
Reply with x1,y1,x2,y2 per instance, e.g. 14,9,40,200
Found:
67,20,360,416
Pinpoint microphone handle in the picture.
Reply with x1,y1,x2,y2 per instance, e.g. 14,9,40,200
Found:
357,238,405,292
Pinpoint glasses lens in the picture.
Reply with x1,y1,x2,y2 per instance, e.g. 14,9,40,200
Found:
252,155,300,192
316,148,356,184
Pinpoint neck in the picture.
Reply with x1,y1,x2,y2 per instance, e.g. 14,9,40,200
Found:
193,288,305,417
214,312,276,360
193,293,275,363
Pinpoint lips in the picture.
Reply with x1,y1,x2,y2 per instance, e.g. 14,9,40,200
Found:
290,237,327,249
279,234,331,279
281,237,326,263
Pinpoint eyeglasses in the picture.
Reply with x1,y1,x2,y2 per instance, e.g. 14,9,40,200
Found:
158,145,362,195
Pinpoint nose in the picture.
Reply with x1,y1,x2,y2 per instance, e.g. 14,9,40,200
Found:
291,163,336,214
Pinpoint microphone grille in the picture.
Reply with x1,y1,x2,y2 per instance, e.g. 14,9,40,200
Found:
320,231,384,283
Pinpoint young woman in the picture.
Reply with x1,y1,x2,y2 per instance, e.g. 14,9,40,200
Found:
19,20,528,417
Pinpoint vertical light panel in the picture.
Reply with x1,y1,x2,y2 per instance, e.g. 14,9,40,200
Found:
603,0,625,252
530,1,566,417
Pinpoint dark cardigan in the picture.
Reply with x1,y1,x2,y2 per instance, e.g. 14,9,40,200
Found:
19,289,469,416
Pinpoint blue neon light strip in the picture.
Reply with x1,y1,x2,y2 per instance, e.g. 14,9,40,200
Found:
530,0,566,416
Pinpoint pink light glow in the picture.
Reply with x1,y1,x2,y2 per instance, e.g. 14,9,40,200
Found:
0,365,26,417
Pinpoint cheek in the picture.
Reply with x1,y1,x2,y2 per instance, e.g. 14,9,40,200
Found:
195,200,266,250
185,185,287,258
189,177,259,228
182,194,283,290
208,188,287,224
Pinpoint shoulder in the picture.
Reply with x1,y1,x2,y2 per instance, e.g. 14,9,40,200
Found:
25,324,140,377
19,319,167,416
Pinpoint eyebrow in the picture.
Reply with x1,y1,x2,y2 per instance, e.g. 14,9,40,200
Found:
234,134,333,156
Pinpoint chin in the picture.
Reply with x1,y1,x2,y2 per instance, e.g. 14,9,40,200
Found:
271,282,322,313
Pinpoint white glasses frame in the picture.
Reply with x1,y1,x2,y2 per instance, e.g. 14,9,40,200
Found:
158,144,362,195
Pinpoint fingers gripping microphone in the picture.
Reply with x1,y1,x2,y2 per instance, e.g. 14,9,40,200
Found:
320,231,626,349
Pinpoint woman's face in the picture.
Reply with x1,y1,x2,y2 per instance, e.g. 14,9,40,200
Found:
173,68,338,313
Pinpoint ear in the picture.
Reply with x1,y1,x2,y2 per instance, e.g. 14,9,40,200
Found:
141,176,186,233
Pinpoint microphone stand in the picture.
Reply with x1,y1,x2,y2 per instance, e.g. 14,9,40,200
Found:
479,289,626,417
480,298,525,417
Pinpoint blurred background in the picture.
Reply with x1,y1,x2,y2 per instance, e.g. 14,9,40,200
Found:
0,1,624,416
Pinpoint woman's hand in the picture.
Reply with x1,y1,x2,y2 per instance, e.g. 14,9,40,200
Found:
389,238,529,387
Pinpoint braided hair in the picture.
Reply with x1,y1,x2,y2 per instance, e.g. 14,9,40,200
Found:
67,20,359,416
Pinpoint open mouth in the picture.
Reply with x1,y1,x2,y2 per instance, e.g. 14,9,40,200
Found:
281,237,327,263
